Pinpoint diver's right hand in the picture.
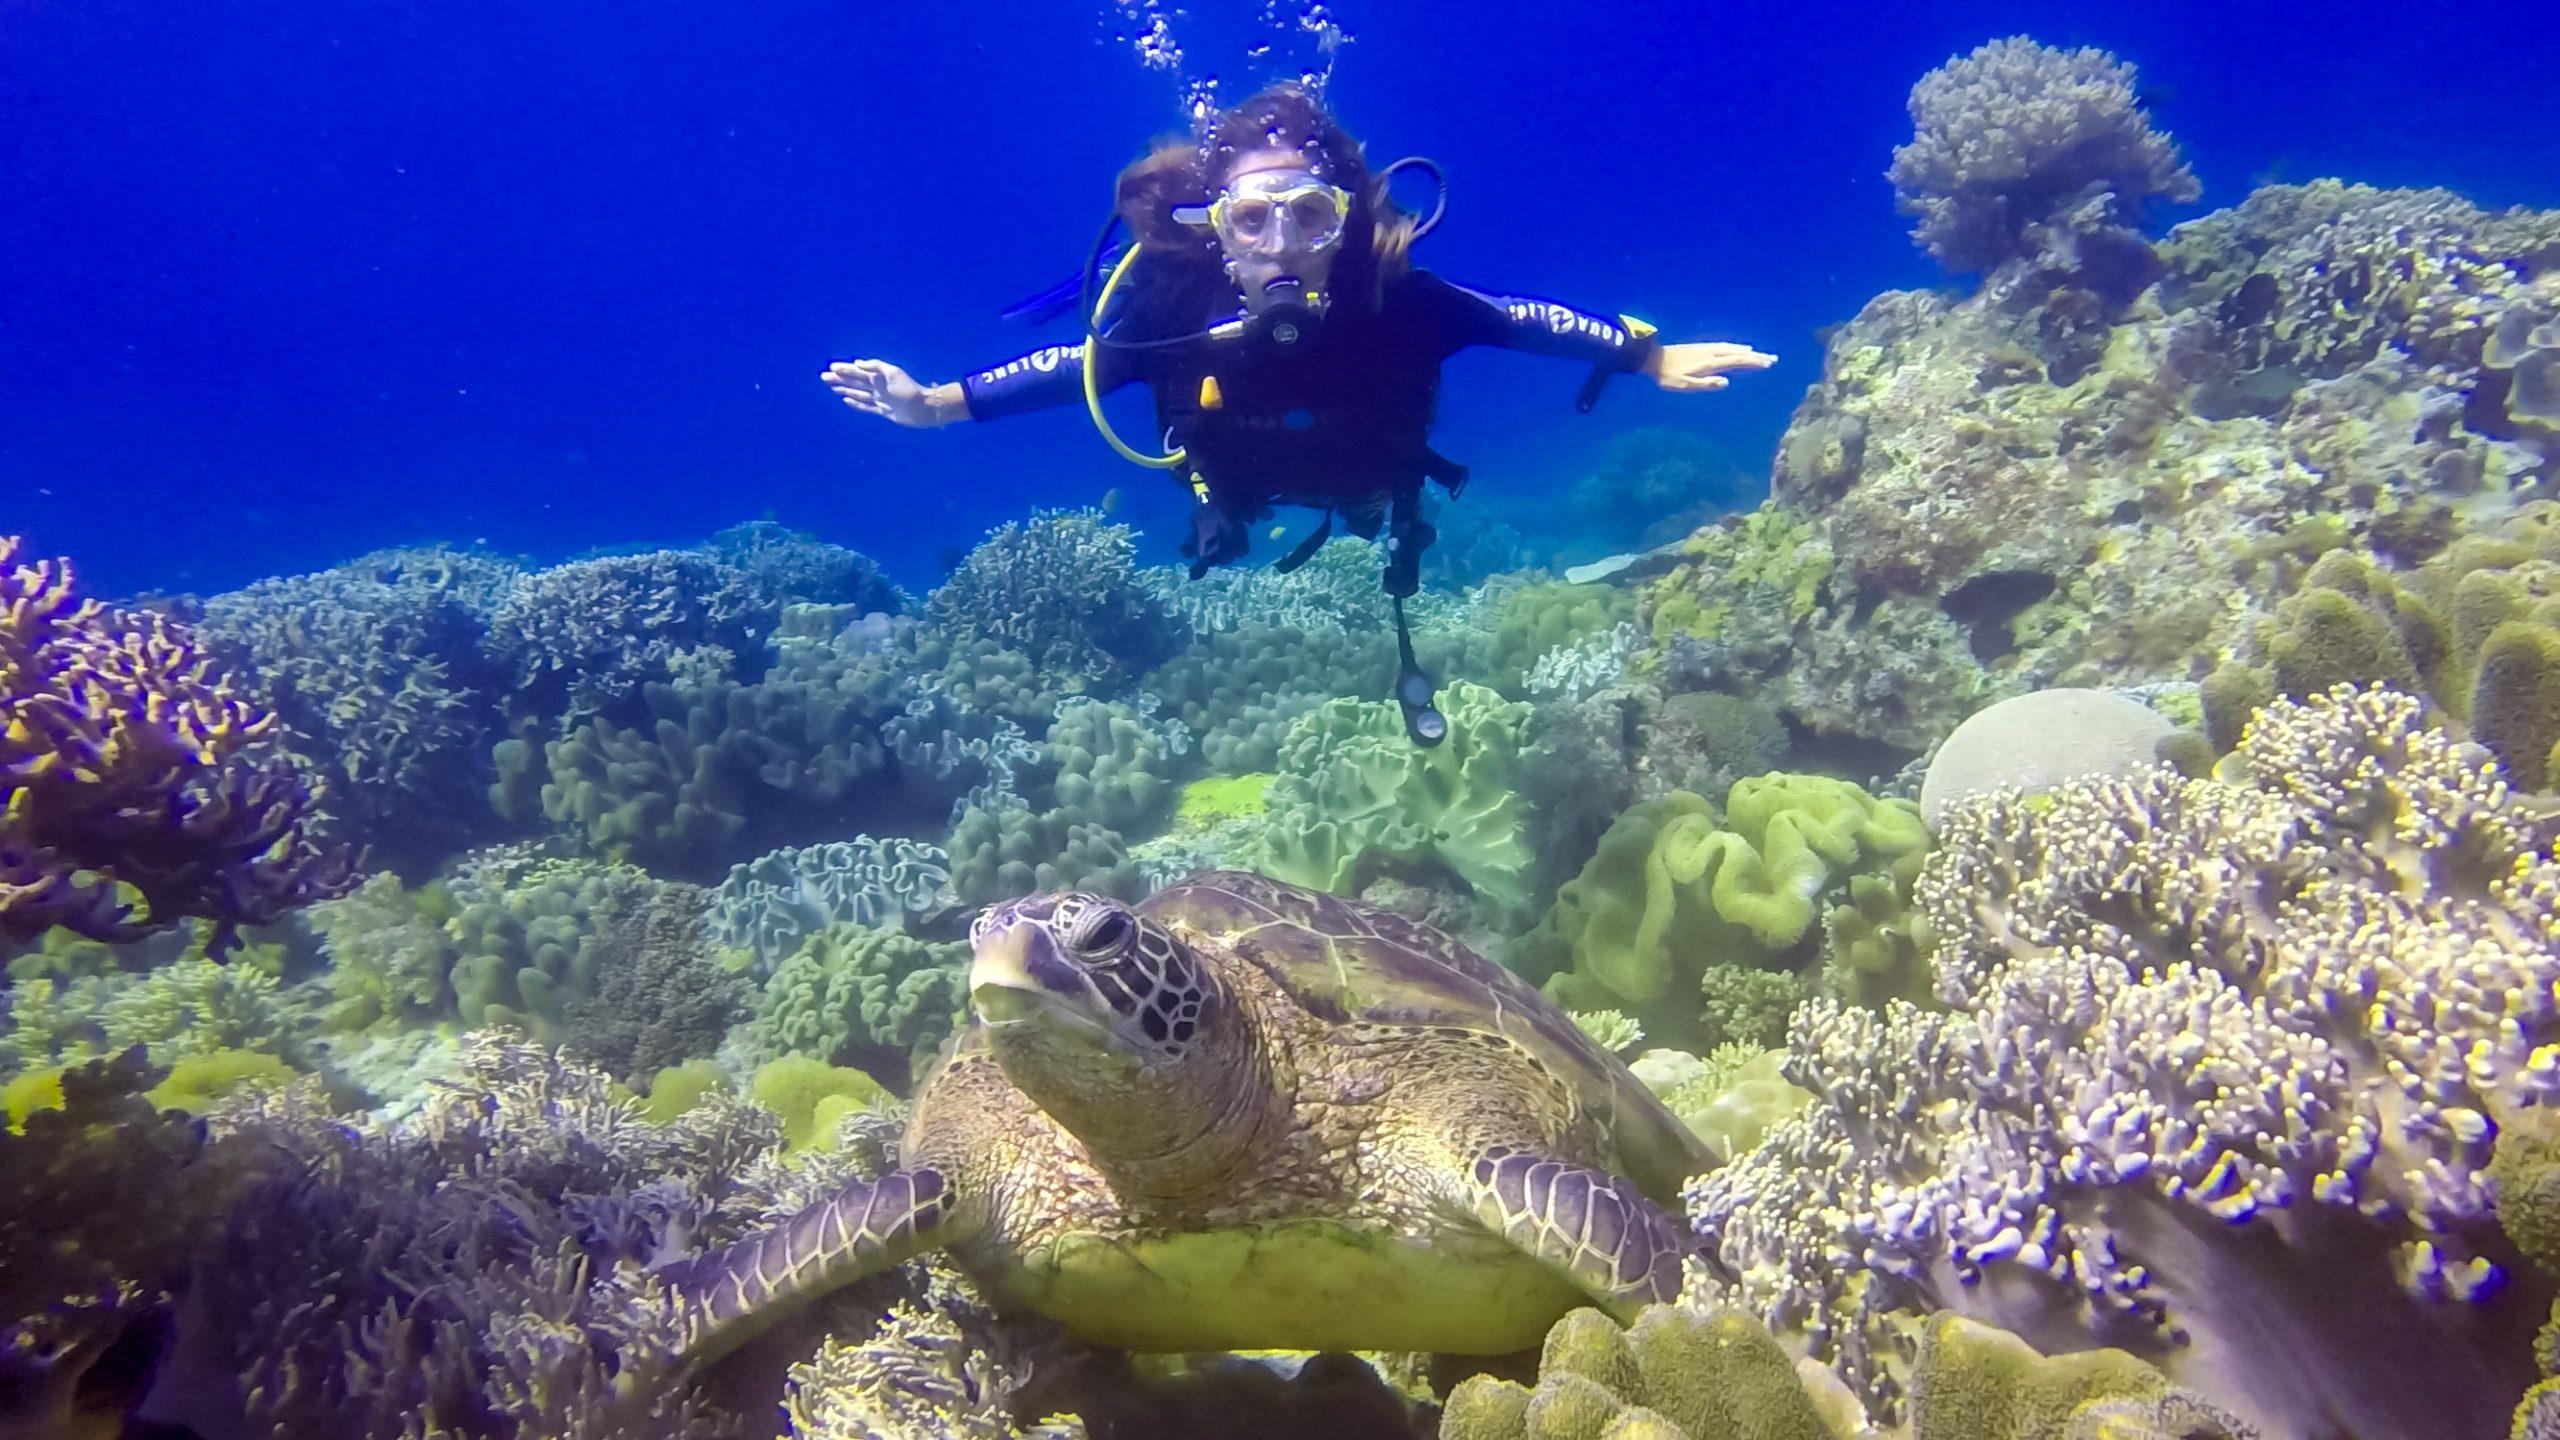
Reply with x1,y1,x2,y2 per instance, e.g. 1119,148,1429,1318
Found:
821,359,965,428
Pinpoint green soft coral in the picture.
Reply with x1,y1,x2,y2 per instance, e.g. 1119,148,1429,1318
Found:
1512,777,1926,1043
1257,680,1538,927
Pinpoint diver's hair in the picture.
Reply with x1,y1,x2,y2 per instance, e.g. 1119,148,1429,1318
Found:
1114,82,1412,314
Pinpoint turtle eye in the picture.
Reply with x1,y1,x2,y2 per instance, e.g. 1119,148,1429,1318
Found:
1074,907,1135,956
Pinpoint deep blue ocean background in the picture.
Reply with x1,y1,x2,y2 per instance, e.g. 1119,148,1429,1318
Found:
5,0,2555,599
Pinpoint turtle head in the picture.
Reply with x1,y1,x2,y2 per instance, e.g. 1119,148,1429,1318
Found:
969,892,1212,1073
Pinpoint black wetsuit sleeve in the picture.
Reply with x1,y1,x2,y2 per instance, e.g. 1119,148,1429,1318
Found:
1419,273,1661,372
959,340,1140,422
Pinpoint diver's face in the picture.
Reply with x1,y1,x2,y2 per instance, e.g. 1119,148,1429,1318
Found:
1214,156,1346,308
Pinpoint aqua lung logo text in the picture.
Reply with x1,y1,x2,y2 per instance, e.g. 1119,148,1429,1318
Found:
1505,300,1626,347
976,344,1086,385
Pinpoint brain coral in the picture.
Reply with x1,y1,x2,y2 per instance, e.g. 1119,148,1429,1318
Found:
1686,687,2557,1437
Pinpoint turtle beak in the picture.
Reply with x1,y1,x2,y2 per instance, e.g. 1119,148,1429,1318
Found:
970,922,1114,1041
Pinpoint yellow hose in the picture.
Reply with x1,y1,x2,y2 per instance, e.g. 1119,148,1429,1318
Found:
1085,247,1186,469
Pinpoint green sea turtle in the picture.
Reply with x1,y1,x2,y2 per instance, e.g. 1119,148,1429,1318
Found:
659,871,1715,1361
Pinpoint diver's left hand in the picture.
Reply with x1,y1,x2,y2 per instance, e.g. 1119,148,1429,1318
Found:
1646,341,1777,392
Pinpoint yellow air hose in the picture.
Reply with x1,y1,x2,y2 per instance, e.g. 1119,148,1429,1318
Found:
1085,247,1186,469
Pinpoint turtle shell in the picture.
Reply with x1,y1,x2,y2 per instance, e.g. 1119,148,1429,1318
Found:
1137,871,1716,1203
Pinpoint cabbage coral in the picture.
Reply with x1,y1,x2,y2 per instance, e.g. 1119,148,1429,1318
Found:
1,536,355,951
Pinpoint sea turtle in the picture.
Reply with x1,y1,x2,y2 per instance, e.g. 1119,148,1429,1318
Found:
659,871,1716,1362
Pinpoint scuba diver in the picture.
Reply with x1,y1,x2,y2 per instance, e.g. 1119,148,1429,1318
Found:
822,82,1774,745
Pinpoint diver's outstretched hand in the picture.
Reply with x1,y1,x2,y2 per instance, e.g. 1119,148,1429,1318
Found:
1645,341,1778,393
821,359,966,427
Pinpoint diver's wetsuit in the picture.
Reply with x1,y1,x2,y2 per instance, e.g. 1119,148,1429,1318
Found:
959,269,1658,595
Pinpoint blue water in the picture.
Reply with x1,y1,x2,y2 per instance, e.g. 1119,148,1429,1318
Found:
4,0,2554,597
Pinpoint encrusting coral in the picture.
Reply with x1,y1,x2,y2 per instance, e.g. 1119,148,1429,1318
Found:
1686,687,2558,1437
2,535,357,953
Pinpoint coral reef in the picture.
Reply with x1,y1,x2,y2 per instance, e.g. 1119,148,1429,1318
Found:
1440,1302,2240,1440
560,878,749,1082
707,836,956,979
1686,688,2556,1436
1645,178,2558,758
928,510,1175,689
1515,777,1926,1046
1566,427,1757,554
197,553,504,862
749,921,970,1089
949,800,1141,907
1145,623,1398,771
488,549,773,721
2202,506,2560,790
1917,686,2176,829
2,536,356,951
0,1050,245,1436
1257,680,1538,929
705,520,909,613
1889,37,2198,274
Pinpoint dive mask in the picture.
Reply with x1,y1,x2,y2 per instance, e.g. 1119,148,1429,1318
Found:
1203,171,1351,253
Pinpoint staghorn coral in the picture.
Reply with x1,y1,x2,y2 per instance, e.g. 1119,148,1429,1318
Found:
1889,37,2198,273
137,1034,796,1439
1686,688,2557,1436
2,536,356,952
488,549,772,721
197,554,503,861
750,922,970,1091
929,510,1175,690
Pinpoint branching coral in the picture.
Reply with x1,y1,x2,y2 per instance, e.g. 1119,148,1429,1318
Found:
140,1034,786,1439
928,510,1175,689
561,879,750,1083
198,554,502,858
1889,37,2198,273
1686,687,2558,1436
2,536,356,952
488,549,772,721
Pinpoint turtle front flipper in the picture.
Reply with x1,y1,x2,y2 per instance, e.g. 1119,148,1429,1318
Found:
1462,1143,1688,1317
656,1166,958,1365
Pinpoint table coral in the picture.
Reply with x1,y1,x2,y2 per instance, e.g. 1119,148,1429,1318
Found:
2,536,356,952
1686,687,2558,1437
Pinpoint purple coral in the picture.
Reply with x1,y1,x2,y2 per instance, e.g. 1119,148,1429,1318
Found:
1687,687,2557,1437
1,536,357,952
